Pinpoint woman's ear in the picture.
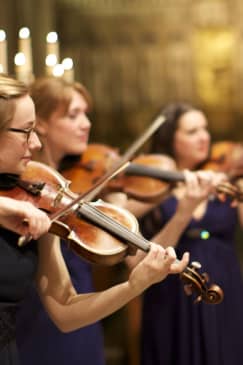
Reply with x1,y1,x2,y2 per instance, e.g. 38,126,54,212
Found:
35,118,48,136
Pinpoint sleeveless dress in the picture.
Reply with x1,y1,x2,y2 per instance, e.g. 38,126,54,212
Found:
16,241,106,365
140,196,243,365
0,228,37,365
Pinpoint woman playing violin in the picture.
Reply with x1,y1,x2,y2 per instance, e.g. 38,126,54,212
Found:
0,75,189,365
16,76,106,365
138,102,243,365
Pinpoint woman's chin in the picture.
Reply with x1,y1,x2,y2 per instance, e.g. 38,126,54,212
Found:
17,160,30,174
68,146,86,155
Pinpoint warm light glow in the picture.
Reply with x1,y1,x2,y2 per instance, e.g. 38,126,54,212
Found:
19,27,30,39
45,54,57,67
0,29,7,73
0,30,6,42
14,52,26,66
52,64,64,77
46,32,58,43
62,57,73,70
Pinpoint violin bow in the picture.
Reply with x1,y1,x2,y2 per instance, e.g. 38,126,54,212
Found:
82,115,166,202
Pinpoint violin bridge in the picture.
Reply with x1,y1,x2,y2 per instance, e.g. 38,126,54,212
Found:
53,186,65,208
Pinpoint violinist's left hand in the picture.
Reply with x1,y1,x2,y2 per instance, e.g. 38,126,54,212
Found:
196,170,227,191
128,244,189,294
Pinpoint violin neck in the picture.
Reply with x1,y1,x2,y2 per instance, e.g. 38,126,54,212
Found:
125,163,185,182
77,202,151,252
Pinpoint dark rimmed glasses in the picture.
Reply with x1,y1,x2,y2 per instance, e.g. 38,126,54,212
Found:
7,127,37,143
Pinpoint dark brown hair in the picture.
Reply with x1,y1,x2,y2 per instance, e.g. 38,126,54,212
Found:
151,102,197,157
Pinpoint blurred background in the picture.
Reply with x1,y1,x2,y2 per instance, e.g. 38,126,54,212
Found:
1,1,243,364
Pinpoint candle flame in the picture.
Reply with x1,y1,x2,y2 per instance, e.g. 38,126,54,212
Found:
19,27,30,39
14,52,26,66
53,64,64,77
45,54,57,67
62,58,73,70
0,30,6,42
46,32,58,43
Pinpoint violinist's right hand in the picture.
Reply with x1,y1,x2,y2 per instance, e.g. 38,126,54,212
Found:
128,243,189,294
0,197,51,239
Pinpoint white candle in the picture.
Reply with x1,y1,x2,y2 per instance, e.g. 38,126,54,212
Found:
46,32,59,61
14,52,29,83
45,54,58,76
62,58,74,82
18,27,33,77
0,30,8,74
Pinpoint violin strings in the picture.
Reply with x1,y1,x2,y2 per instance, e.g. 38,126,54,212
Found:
78,202,150,252
78,203,188,266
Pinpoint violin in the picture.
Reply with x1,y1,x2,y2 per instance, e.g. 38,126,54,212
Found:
62,144,184,202
0,160,223,304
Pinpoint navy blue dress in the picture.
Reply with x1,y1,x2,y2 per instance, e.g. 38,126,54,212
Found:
16,241,105,365
17,243,104,365
0,228,37,365
140,196,243,365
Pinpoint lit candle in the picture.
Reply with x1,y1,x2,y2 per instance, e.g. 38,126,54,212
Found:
45,54,58,76
0,30,8,74
14,52,28,83
46,32,59,60
18,27,33,80
52,64,64,78
62,58,74,82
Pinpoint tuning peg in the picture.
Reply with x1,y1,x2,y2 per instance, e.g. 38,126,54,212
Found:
191,261,202,270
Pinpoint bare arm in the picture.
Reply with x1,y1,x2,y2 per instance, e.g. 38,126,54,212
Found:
36,234,189,333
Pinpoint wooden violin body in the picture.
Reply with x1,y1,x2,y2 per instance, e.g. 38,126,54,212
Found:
108,154,179,202
62,144,119,193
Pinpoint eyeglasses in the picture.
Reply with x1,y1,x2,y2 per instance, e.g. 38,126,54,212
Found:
7,127,37,143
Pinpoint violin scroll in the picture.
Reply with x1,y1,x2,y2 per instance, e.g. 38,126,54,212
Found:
180,261,224,305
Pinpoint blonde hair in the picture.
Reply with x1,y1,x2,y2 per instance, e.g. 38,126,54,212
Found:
0,74,29,134
30,76,92,120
